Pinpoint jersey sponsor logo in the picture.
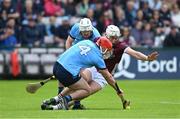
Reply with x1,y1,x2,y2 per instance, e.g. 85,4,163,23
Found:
114,54,136,79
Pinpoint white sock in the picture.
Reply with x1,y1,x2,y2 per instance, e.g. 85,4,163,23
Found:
52,104,63,110
52,105,58,110
53,96,59,102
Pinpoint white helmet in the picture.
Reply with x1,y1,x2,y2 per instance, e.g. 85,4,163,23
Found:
79,18,93,31
106,25,121,38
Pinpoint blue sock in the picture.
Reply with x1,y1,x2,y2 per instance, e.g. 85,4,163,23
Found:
74,101,81,106
64,95,72,103
58,87,64,94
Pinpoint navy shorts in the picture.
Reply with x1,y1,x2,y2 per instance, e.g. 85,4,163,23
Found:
53,62,80,87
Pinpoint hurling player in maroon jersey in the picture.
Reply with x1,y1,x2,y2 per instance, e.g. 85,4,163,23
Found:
103,25,158,108
58,25,159,110
104,25,158,73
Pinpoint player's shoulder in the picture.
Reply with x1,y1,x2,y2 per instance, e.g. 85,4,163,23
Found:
71,23,80,31
114,41,128,49
70,23,80,37
91,27,101,38
92,25,98,30
92,26,100,33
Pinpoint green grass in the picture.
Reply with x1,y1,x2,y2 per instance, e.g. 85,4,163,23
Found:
0,79,180,118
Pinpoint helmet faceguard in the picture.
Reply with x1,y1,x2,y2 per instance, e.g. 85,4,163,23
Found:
79,18,93,38
101,48,113,59
106,25,121,44
100,47,113,59
96,37,113,59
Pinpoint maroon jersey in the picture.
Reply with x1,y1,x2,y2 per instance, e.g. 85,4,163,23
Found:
104,42,128,73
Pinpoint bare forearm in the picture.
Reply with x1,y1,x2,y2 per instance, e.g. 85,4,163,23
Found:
106,75,116,89
134,51,148,61
126,47,148,61
106,77,125,102
99,69,129,108
126,47,158,61
65,36,73,49
134,51,159,61
65,41,71,49
100,70,122,94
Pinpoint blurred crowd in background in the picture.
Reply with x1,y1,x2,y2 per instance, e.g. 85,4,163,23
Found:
0,0,180,51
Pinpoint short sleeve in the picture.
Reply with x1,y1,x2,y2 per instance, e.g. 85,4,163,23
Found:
69,23,79,39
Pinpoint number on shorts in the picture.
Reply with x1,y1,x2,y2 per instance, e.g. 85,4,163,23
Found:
79,45,91,55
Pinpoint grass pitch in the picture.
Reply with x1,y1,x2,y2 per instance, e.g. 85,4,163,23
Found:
0,79,180,118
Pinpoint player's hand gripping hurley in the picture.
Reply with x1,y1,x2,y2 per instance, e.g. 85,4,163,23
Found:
114,83,130,109
26,75,55,94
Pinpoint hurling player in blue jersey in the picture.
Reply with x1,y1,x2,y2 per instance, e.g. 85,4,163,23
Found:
57,18,101,109
41,37,125,110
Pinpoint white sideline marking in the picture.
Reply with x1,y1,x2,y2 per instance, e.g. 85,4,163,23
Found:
160,101,180,105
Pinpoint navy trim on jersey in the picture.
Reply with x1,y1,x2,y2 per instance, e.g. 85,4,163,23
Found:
69,34,75,39
94,37,100,43
96,67,107,70
53,62,80,87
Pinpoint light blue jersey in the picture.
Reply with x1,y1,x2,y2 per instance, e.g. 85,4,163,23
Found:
57,40,106,78
69,23,101,45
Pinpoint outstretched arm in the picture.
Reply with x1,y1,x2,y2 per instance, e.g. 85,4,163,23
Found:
98,69,130,109
98,69,119,92
125,47,159,61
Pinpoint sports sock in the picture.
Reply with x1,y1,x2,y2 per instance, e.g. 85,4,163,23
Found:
53,96,60,102
52,105,59,110
64,95,72,103
74,101,81,106
58,87,64,94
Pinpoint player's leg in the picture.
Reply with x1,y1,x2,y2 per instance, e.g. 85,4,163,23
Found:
41,62,90,110
72,67,107,109
47,77,91,110
42,75,91,110
59,78,103,109
89,67,107,94
43,85,74,106
44,78,92,110
71,68,92,109
61,87,74,96
58,82,64,94
56,67,103,109
70,80,102,109
88,80,103,94
66,77,91,100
